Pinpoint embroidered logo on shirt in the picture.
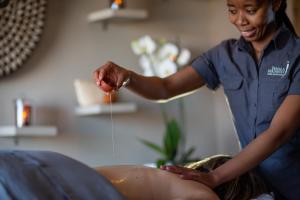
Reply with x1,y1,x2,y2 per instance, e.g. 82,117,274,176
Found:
267,61,290,77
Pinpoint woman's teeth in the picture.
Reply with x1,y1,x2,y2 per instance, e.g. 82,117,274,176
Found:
241,29,256,38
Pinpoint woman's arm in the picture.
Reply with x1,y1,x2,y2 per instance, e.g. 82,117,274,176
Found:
93,62,205,101
164,95,300,188
95,165,220,200
211,95,300,186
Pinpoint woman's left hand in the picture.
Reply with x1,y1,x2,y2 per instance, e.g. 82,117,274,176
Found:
161,165,218,188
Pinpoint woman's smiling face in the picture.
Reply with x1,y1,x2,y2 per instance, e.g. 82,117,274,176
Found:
226,0,280,42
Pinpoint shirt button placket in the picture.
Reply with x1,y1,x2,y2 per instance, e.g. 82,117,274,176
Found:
253,80,259,138
253,55,263,139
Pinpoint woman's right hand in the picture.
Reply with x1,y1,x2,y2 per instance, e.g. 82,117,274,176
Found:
160,165,219,189
93,61,131,93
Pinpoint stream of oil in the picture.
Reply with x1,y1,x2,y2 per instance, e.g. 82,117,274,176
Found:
109,93,116,157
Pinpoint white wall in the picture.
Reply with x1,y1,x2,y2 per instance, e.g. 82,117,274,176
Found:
0,0,261,167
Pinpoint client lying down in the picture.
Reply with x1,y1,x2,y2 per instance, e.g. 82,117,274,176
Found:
96,155,272,200
0,150,272,200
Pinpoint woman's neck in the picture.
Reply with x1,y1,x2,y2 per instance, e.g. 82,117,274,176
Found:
251,23,280,61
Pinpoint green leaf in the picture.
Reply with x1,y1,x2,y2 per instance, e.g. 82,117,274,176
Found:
163,131,173,160
139,138,165,157
183,147,195,159
169,119,181,146
156,159,166,168
163,119,181,161
179,147,196,163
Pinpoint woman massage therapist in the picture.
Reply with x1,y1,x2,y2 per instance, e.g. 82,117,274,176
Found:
94,0,300,199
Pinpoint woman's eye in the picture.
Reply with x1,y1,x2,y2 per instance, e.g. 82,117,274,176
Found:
246,9,257,15
228,9,237,14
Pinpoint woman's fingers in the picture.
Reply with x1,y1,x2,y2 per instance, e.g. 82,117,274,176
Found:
179,171,202,181
162,165,195,174
161,165,215,187
93,69,100,85
93,61,130,92
161,165,182,174
93,64,108,86
94,62,115,88
163,166,202,181
98,62,112,81
182,170,216,188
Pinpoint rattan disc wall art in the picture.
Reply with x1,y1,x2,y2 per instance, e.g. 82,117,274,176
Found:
0,0,47,77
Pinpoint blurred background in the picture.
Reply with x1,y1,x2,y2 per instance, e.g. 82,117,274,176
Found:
0,0,298,167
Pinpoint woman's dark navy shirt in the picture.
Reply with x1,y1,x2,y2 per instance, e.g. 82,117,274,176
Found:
191,25,300,200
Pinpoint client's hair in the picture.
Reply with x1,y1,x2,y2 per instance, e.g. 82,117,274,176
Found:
185,155,270,200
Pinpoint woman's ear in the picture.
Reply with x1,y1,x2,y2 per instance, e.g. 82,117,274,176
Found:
272,0,282,12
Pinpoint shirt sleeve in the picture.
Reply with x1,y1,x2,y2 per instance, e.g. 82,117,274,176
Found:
191,46,220,90
288,63,300,95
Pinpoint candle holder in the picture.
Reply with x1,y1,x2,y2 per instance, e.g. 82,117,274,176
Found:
102,92,118,104
14,98,32,128
109,0,126,10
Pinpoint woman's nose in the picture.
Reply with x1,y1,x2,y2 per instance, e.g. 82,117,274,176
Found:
236,12,248,26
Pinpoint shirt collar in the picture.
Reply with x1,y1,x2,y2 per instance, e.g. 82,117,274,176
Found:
237,24,291,52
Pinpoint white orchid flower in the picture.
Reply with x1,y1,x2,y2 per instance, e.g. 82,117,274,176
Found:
131,40,144,55
131,35,157,55
157,60,177,78
149,54,161,75
139,55,155,76
177,48,191,66
131,35,191,78
158,43,179,61
139,35,157,54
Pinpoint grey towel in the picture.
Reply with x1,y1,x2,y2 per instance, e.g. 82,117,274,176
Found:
0,150,125,200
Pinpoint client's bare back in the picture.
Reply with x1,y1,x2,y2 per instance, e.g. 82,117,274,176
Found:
96,165,219,200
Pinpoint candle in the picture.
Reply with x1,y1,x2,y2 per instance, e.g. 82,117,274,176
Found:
22,104,31,126
109,0,126,10
15,98,32,127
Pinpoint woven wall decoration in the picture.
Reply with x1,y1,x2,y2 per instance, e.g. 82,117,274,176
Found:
0,0,47,77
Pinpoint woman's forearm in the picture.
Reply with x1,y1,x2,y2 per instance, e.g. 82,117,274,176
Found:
94,62,205,101
126,71,170,100
126,66,206,101
211,128,282,186
212,95,300,187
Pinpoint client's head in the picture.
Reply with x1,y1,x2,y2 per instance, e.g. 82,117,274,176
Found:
185,155,270,200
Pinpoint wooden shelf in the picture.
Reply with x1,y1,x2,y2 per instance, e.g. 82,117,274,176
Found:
75,103,137,116
0,126,58,137
87,8,148,30
87,8,148,22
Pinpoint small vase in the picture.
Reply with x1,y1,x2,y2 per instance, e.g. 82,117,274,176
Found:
109,0,126,10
